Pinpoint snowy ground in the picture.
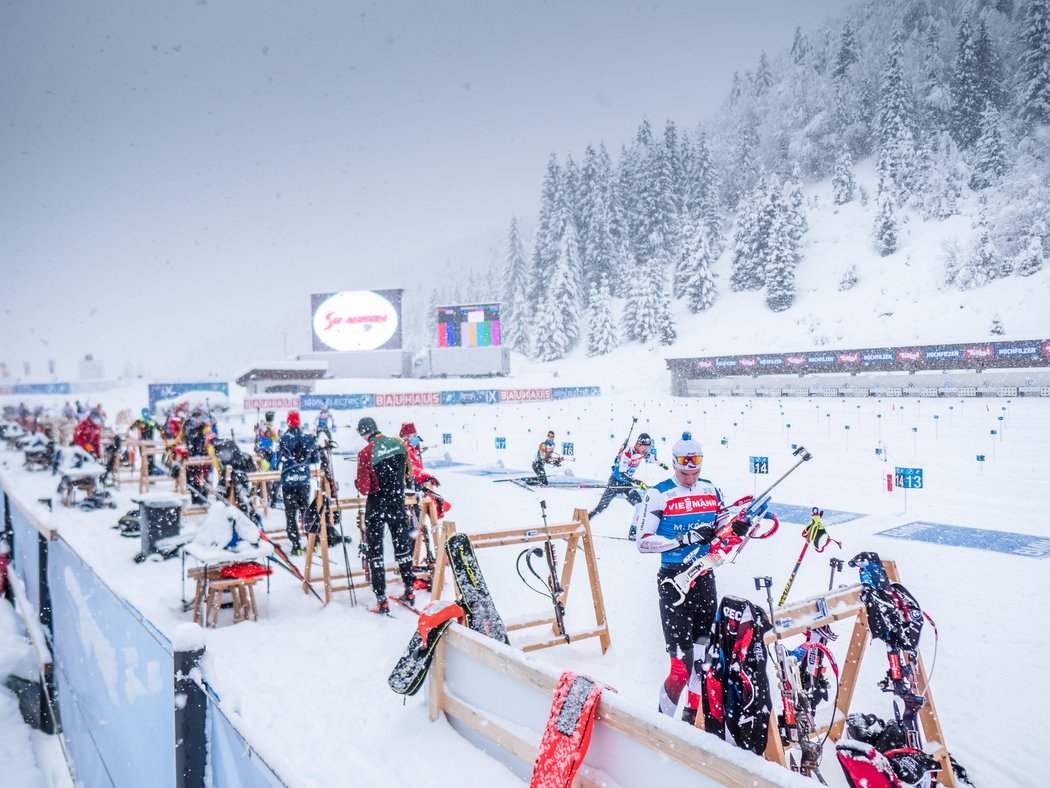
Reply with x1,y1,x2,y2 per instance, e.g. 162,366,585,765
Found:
2,380,1049,787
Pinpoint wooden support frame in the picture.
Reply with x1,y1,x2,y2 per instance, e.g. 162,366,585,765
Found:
430,508,611,654
299,490,438,604
130,440,170,494
429,625,790,788
755,560,955,786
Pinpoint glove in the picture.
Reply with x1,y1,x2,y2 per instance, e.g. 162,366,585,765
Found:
633,479,649,491
677,525,716,546
659,462,670,471
553,459,562,467
731,518,751,537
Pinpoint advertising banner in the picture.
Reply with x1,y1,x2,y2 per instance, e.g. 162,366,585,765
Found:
499,388,552,403
552,386,601,400
244,396,300,410
148,382,229,410
299,393,374,410
441,389,500,406
11,382,71,394
311,289,404,352
374,391,441,408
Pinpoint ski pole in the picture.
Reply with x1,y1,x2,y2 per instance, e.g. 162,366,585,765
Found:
730,444,812,565
778,539,810,607
828,557,843,590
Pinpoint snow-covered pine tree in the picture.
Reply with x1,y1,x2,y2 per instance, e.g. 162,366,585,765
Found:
425,288,440,348
839,265,859,291
950,19,983,149
725,111,759,209
1015,218,1047,276
832,147,855,205
578,145,605,298
676,216,717,312
502,215,532,354
1017,0,1050,127
624,120,656,267
687,129,723,257
626,230,674,345
875,34,915,201
918,22,949,136
784,164,807,239
872,177,899,256
918,130,966,219
729,180,764,291
533,205,584,361
586,274,619,356
974,18,1005,112
832,22,859,82
563,154,585,278
657,274,677,347
969,104,1008,190
953,213,999,289
790,26,809,65
529,154,563,322
605,144,635,299
765,195,797,312
754,51,773,96
651,121,683,263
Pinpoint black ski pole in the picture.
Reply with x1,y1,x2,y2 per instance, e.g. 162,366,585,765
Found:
323,438,357,606
828,557,843,591
539,500,569,643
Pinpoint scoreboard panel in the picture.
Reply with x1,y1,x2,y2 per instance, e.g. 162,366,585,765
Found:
436,303,501,348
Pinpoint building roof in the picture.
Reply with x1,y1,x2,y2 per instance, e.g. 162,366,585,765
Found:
235,361,328,387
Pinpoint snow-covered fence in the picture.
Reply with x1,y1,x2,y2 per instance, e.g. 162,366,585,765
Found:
0,481,288,788
428,624,809,787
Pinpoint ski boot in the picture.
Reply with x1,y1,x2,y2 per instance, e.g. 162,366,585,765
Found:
371,599,391,616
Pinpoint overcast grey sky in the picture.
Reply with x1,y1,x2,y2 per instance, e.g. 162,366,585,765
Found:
1,0,837,381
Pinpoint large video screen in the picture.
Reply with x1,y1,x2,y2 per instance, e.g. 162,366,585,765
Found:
436,303,501,348
311,289,403,352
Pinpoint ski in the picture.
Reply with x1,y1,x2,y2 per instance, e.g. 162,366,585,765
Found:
755,576,826,782
388,594,421,616
387,601,465,696
444,532,510,644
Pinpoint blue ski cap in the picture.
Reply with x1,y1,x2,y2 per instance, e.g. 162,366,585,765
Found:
672,432,703,470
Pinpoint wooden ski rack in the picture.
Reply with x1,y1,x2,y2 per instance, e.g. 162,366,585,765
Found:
300,489,439,604
431,508,611,654
748,559,955,786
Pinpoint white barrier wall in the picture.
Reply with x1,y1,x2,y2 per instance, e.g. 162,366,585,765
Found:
430,625,810,788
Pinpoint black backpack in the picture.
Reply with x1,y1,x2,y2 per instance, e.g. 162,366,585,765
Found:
861,582,923,651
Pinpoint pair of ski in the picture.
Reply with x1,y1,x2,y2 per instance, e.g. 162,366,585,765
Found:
388,532,509,696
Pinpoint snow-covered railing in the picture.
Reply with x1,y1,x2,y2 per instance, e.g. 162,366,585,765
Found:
0,477,288,788
428,624,809,787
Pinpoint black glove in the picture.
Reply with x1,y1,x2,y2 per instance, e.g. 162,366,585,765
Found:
677,524,716,547
731,518,751,537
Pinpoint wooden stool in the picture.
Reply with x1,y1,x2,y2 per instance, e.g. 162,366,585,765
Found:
189,567,222,625
239,577,260,622
205,578,247,627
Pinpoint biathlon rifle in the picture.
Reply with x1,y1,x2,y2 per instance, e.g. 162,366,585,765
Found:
662,445,812,607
